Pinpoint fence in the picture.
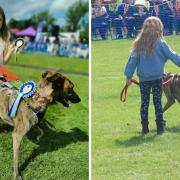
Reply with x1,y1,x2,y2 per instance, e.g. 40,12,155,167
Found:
91,0,180,40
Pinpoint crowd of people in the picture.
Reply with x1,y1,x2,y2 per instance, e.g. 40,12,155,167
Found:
22,34,89,59
92,0,180,40
21,34,88,59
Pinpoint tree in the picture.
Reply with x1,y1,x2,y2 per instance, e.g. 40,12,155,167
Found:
30,11,56,32
79,24,89,43
66,0,88,32
8,11,56,32
8,18,32,29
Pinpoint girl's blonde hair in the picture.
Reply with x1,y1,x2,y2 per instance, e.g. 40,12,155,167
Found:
133,16,163,56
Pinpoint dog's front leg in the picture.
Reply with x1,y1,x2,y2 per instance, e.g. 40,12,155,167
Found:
36,126,44,142
163,98,175,112
12,131,24,180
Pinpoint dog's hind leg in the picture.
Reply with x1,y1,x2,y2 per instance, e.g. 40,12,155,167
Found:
163,98,175,112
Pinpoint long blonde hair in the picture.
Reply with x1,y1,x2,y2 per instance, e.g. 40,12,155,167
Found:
133,16,163,56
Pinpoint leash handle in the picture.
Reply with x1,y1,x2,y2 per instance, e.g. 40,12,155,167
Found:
120,84,128,102
131,79,139,85
120,79,139,102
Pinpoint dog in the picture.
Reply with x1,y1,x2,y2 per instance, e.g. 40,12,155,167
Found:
0,71,80,180
163,73,180,112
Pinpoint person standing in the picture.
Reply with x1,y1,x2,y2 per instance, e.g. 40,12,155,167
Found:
124,17,180,134
0,6,15,65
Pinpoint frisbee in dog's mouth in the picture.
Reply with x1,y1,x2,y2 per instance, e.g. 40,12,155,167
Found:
15,38,24,48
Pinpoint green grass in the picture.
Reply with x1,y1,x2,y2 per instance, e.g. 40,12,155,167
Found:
12,53,88,73
0,54,88,180
92,36,180,180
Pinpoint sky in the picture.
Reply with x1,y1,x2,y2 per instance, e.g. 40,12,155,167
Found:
0,0,88,26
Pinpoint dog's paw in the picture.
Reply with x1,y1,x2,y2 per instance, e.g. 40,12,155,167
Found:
14,175,23,180
36,135,42,142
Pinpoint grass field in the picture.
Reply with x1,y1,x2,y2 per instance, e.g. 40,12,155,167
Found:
92,36,180,180
0,54,88,180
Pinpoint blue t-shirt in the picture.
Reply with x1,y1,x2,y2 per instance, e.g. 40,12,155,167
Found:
124,38,180,82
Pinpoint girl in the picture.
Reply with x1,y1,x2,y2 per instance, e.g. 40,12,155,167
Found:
124,17,180,135
0,6,15,65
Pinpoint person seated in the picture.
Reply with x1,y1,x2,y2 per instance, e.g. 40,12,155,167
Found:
176,0,180,34
107,0,124,38
133,4,149,35
152,0,173,35
148,0,155,14
117,0,135,38
164,0,174,35
91,2,109,40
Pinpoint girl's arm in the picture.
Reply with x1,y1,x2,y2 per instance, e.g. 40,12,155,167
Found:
124,53,138,81
160,39,180,66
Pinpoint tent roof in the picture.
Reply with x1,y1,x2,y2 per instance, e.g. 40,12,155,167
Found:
15,26,36,37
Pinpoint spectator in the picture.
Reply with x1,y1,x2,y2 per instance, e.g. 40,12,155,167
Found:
152,0,173,35
92,1,109,39
46,38,54,56
107,0,124,38
166,0,174,35
133,4,149,35
176,0,180,34
117,0,135,38
52,36,60,56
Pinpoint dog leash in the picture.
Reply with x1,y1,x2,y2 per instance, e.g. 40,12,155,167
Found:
0,65,19,81
120,79,139,102
120,76,174,102
162,75,174,86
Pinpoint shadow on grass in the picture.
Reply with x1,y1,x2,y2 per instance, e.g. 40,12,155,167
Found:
19,120,88,173
115,126,180,147
165,126,180,133
115,134,157,147
0,119,88,177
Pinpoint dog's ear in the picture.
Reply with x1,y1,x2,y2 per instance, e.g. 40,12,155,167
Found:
42,71,59,81
42,71,50,79
64,79,74,89
47,73,61,82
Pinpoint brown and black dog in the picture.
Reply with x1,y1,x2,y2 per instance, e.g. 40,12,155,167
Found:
0,71,80,180
163,73,180,112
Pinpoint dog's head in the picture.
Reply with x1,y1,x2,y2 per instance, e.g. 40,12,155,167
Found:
42,71,81,107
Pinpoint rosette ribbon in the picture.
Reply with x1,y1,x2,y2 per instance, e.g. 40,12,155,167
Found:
8,81,37,118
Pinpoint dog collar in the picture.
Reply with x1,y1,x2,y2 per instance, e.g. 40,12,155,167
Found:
32,93,51,105
37,97,51,105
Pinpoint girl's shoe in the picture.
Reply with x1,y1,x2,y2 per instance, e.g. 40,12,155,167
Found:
156,120,166,135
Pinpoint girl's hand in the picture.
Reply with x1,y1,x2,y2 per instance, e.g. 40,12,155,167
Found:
126,79,132,86
8,43,16,53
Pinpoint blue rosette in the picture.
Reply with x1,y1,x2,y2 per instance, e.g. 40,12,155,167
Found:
8,81,37,118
